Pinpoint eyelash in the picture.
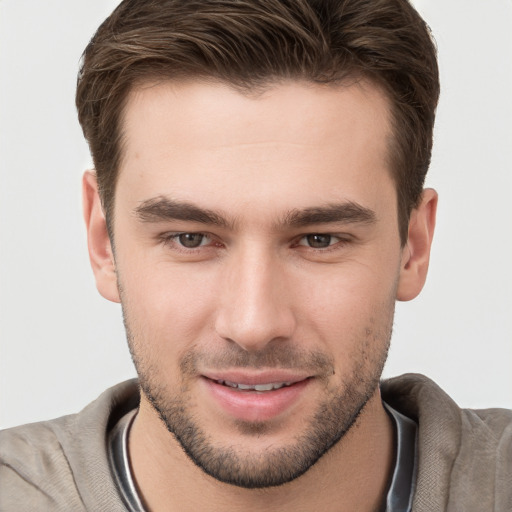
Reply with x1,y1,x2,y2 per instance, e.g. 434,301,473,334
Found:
159,232,218,252
159,232,351,253
294,234,349,251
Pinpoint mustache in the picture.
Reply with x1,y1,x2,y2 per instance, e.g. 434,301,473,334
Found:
181,344,335,376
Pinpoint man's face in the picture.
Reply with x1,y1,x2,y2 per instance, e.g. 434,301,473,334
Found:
110,80,404,487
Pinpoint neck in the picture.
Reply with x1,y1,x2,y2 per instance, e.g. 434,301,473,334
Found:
129,388,395,512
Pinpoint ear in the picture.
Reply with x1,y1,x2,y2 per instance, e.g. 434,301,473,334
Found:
82,171,120,303
396,188,438,302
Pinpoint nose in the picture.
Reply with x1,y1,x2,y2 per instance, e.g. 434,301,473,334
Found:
214,245,296,352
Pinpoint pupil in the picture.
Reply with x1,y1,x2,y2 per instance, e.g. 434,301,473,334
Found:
307,234,331,248
179,233,204,248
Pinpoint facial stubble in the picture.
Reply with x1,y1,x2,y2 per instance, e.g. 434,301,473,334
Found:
122,302,392,489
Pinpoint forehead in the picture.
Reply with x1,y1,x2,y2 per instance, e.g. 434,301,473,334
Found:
117,79,395,221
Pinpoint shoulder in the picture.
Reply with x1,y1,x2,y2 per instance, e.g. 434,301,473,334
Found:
381,373,512,512
0,380,139,512
381,373,512,441
0,416,85,511
454,406,512,511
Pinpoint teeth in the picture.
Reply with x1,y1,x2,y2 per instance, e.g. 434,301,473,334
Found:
253,384,275,391
216,380,292,391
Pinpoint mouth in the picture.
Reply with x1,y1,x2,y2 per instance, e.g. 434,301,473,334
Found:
213,379,295,392
201,372,312,422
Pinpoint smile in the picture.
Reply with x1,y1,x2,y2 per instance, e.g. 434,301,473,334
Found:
215,380,294,392
202,375,312,422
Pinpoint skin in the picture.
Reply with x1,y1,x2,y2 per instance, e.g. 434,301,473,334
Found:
83,79,437,511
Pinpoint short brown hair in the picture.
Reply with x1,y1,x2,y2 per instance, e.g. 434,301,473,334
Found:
76,0,439,243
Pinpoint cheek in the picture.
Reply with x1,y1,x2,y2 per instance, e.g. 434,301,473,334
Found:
117,255,220,351
296,262,397,359
300,260,397,320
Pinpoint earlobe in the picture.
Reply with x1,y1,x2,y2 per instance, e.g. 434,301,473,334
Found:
82,171,121,303
396,188,438,302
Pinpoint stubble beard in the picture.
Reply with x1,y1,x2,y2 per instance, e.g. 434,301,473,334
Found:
122,306,392,489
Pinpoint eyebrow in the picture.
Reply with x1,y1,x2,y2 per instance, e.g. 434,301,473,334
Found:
134,196,376,230
281,202,377,228
134,197,233,229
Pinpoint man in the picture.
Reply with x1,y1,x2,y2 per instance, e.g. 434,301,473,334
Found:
1,0,511,511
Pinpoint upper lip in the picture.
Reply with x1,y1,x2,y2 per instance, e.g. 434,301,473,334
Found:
201,370,311,386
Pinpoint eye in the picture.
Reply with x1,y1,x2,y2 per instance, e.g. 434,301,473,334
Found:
176,233,210,248
298,234,338,249
158,231,222,259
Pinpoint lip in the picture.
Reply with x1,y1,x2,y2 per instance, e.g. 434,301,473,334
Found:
201,371,312,423
203,369,311,386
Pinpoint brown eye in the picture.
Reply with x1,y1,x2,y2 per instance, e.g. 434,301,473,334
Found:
178,233,206,248
305,234,332,248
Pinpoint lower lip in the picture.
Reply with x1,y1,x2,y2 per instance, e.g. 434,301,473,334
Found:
202,378,310,423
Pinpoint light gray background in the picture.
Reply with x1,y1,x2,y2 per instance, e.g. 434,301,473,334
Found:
1,0,511,429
